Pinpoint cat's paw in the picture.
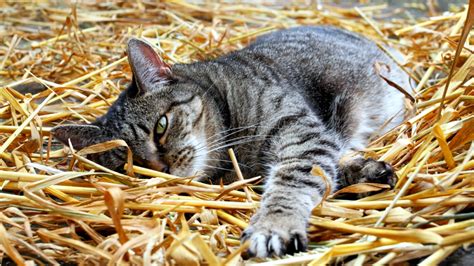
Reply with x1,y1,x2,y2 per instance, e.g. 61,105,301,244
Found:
241,213,307,258
338,157,397,190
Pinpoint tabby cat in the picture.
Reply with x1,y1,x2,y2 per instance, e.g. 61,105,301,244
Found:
52,26,409,258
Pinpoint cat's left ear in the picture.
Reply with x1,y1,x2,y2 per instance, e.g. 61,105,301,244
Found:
127,38,171,97
51,124,104,150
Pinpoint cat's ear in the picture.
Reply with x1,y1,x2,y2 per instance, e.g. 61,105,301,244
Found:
127,38,171,97
51,124,103,150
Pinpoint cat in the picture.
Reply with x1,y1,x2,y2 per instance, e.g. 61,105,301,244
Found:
52,26,410,258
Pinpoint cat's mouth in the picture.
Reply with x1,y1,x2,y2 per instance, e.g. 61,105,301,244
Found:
168,157,195,177
132,154,198,177
133,155,170,174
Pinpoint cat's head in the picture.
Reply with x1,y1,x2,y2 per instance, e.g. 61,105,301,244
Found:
52,39,213,177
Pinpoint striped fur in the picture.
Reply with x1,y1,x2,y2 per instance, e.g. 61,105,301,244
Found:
52,26,409,258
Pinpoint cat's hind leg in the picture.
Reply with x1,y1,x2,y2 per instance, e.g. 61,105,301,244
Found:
337,155,397,193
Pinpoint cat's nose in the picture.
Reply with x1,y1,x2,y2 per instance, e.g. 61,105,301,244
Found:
161,166,170,174
156,162,170,174
146,159,170,174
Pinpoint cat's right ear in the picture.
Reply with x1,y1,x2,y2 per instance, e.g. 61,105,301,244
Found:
127,38,171,97
51,124,103,150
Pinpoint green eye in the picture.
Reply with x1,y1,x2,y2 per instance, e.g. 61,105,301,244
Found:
156,116,167,136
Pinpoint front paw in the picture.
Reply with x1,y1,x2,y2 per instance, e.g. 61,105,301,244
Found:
241,213,308,258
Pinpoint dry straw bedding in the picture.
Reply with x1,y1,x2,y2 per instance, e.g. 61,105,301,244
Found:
0,1,473,265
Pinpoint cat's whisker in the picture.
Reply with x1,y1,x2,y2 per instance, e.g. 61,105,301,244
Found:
204,123,276,145
197,134,270,153
205,123,263,144
202,157,252,169
202,158,232,163
192,142,209,152
208,133,270,147
200,164,233,172
205,136,270,154
207,123,262,138
194,134,265,153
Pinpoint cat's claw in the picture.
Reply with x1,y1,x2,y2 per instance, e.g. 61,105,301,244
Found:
241,214,307,258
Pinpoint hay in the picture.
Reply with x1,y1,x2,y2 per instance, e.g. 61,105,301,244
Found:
0,1,473,265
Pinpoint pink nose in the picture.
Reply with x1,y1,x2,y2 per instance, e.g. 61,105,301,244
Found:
146,159,170,173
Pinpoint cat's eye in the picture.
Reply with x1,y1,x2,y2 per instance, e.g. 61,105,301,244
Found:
156,116,168,136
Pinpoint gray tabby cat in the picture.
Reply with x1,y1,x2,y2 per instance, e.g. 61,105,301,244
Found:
52,26,409,258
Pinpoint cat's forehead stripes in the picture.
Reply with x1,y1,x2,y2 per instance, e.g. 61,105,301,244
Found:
136,123,151,135
162,95,199,115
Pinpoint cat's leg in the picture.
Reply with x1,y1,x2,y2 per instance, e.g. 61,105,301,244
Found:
242,113,340,258
334,101,400,192
338,155,397,189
